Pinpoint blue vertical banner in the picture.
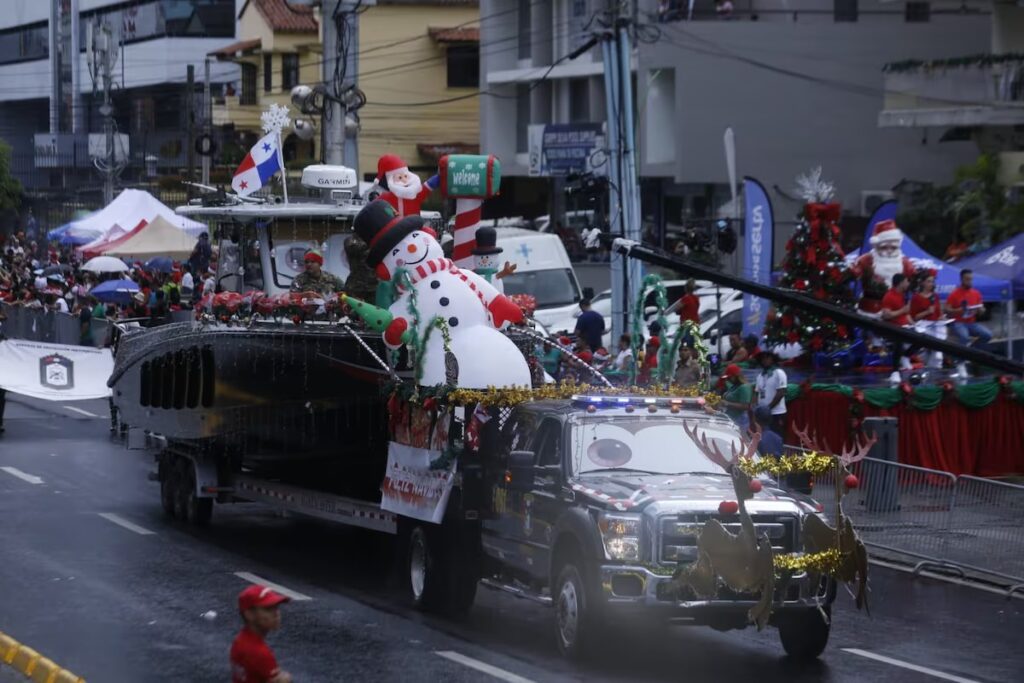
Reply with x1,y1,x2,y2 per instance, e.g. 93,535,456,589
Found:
741,177,774,338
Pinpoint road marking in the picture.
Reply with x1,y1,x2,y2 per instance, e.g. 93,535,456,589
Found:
0,467,44,485
64,406,102,418
434,651,536,683
233,572,312,601
97,512,156,536
842,649,980,683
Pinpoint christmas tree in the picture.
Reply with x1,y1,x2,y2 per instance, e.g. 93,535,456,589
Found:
763,168,855,353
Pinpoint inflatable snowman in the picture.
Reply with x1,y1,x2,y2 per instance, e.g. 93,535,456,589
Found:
351,200,532,389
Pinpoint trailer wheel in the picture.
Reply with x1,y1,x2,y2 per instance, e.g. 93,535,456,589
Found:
176,460,212,526
778,606,831,660
172,461,189,520
159,460,177,518
408,525,443,611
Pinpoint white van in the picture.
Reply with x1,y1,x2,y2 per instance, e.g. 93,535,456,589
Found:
494,228,582,330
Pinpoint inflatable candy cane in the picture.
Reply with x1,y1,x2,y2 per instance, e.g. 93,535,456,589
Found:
438,155,501,268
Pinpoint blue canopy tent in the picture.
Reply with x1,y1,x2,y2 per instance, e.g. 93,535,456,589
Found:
956,233,1024,298
957,233,1024,357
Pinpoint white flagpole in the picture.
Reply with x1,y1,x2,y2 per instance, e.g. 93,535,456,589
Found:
277,131,289,204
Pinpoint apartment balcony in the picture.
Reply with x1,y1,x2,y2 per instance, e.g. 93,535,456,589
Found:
879,57,1024,128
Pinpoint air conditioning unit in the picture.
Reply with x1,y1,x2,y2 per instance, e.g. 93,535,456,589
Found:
861,190,895,216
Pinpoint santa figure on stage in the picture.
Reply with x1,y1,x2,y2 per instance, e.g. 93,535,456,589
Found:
851,219,916,317
374,154,439,218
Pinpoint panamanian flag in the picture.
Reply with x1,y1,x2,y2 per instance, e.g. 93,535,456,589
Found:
231,132,282,197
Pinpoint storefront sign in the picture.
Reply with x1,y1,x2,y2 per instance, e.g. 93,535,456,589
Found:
527,123,604,177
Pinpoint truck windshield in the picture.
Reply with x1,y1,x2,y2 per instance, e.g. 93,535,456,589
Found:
502,268,580,308
569,417,745,476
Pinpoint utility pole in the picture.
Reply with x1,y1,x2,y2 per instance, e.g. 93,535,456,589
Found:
321,0,361,177
202,58,211,186
186,65,195,195
602,4,643,344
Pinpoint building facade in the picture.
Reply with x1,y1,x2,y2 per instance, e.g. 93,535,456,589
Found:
480,0,992,250
210,0,323,168
0,0,238,194
357,0,481,180
210,0,480,185
879,1,1024,186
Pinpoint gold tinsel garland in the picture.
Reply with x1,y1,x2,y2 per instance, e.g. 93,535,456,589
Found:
444,382,721,408
737,452,835,477
773,549,844,574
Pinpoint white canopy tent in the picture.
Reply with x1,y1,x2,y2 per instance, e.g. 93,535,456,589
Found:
62,189,207,240
103,215,198,261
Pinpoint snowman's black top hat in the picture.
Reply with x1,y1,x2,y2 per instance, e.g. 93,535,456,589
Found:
354,200,425,267
472,226,503,256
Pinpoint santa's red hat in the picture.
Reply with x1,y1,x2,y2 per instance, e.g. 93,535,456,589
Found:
869,219,903,246
376,154,407,184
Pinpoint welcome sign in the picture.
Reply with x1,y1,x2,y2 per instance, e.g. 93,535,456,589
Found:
439,154,501,198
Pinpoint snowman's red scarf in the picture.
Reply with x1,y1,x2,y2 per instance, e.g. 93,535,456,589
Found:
395,257,488,309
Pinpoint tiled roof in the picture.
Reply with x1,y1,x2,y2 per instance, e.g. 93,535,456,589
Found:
428,27,480,43
247,0,319,33
209,38,262,58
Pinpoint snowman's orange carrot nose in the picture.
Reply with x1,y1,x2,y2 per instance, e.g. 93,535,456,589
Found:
407,243,418,253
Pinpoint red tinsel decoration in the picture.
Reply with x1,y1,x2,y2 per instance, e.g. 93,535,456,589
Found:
781,314,794,329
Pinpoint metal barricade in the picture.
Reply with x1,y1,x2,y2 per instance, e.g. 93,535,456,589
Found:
945,476,1024,588
784,444,1024,590
841,458,958,567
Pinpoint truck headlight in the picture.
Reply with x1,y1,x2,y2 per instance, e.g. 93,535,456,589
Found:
598,512,641,562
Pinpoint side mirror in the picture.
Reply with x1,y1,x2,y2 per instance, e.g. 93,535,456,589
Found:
506,450,535,490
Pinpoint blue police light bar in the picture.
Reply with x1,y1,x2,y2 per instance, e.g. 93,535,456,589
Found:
570,395,706,408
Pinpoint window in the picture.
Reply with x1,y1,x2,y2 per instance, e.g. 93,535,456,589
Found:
0,21,47,65
263,54,273,92
534,419,563,468
446,45,478,88
516,84,530,153
517,0,531,60
569,79,589,123
241,63,257,105
834,0,858,22
905,2,930,22
282,53,300,91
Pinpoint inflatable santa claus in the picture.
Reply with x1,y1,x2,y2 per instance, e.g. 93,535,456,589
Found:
375,154,439,218
851,219,916,316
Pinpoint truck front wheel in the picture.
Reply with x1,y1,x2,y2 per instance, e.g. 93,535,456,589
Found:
554,561,602,659
778,606,831,660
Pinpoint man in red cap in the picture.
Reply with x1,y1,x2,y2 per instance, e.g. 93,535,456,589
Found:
290,248,344,295
231,585,292,683
375,154,439,218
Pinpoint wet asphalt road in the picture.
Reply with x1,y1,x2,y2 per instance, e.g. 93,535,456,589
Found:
1,395,1022,683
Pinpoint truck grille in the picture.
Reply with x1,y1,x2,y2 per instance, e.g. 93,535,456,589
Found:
658,513,799,566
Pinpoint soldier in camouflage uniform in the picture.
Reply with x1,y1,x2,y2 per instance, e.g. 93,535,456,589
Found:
291,249,345,295
343,234,378,303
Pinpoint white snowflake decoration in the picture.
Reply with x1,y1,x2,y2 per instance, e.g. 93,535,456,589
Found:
794,166,836,204
261,103,292,136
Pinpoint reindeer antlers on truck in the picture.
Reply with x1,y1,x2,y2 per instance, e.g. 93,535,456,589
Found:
793,423,878,468
682,420,761,471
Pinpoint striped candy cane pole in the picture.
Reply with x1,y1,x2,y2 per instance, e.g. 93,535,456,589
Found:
452,198,483,268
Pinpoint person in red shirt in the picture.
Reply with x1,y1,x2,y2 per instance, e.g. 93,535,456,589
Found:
910,273,947,369
945,269,992,348
881,273,914,382
668,279,700,325
230,585,292,683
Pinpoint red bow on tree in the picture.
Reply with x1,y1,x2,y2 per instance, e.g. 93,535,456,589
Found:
805,203,842,222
